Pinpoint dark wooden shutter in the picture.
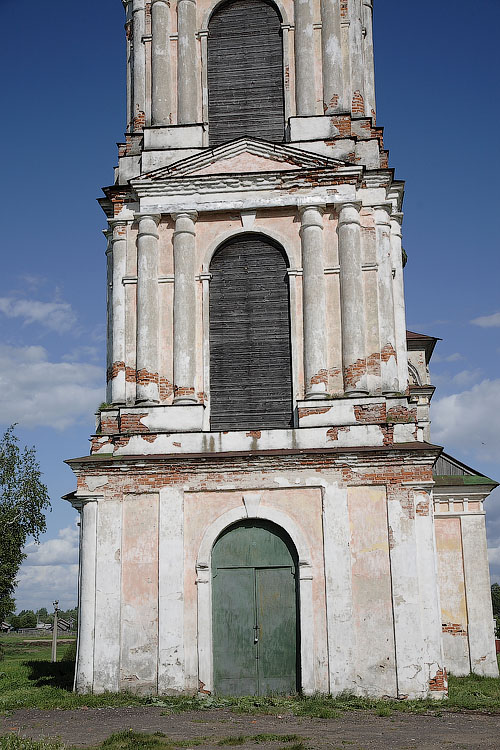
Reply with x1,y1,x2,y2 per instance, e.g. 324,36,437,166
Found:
209,235,293,431
208,0,285,146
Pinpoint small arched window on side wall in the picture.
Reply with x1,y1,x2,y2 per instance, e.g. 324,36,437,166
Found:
207,0,285,146
209,234,293,431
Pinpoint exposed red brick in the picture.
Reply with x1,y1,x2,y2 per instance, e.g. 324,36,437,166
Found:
442,623,467,636
326,426,350,442
120,413,149,433
415,499,430,516
354,403,386,423
429,668,447,692
174,386,196,399
246,430,261,439
352,90,365,115
380,343,397,362
298,406,331,419
387,406,417,424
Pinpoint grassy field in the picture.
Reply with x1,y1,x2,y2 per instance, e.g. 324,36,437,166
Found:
1,636,500,719
0,731,307,750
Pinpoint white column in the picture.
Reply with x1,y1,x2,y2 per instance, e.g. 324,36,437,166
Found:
75,500,98,693
125,2,133,131
374,204,399,394
390,213,409,394
321,0,344,113
158,487,185,693
414,485,447,695
337,202,368,395
136,213,161,403
294,0,316,115
300,205,328,399
362,0,376,120
104,230,113,404
172,211,198,403
151,0,172,126
132,0,146,129
387,485,428,698
177,0,198,124
348,0,365,116
461,514,500,676
111,220,128,405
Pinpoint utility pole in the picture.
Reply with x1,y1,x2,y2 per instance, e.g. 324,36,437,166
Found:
51,600,59,663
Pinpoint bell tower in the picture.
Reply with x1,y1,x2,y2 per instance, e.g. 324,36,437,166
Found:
66,0,500,699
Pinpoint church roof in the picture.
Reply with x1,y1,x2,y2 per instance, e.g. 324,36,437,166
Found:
433,452,498,487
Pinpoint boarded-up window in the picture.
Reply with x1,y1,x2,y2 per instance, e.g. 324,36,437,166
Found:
208,0,285,146
209,234,293,431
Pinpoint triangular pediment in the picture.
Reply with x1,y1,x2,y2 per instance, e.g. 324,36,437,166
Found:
135,138,346,182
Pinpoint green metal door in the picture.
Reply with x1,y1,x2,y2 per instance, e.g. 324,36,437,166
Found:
212,521,298,696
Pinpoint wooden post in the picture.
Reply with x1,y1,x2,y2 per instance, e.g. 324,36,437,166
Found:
51,600,59,663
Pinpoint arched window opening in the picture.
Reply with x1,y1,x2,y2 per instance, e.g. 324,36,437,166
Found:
207,0,285,146
209,234,293,431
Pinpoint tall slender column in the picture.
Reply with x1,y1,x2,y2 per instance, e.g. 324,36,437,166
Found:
177,0,198,124
132,0,146,129
362,0,376,120
75,500,98,693
111,221,128,405
294,0,316,115
104,230,113,405
337,202,368,395
348,0,365,116
151,0,172,125
172,211,198,403
125,1,133,131
390,213,408,394
374,204,399,395
136,214,161,403
321,0,344,113
299,205,328,399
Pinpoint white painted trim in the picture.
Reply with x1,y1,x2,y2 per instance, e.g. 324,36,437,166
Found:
200,0,290,31
195,503,314,694
201,227,293,271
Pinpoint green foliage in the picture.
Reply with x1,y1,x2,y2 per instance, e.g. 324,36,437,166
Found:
0,426,50,623
0,738,63,750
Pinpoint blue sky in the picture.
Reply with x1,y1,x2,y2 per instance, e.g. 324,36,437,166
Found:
1,0,499,611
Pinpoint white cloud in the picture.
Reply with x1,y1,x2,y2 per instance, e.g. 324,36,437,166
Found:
451,368,483,387
24,525,79,567
15,524,80,611
432,352,464,364
471,312,500,328
432,378,500,463
0,296,77,333
0,344,103,430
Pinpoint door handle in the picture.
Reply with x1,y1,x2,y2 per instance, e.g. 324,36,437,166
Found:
253,625,260,644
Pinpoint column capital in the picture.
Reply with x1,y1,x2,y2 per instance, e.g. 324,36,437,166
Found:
337,201,362,225
391,211,404,226
298,204,326,232
108,218,129,228
135,212,161,224
171,210,198,223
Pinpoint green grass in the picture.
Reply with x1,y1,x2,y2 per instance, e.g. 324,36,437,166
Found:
1,637,500,717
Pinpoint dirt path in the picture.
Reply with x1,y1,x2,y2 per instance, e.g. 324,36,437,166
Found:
1,707,500,748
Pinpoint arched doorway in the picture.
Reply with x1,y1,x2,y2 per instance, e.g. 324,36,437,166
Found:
207,0,285,146
209,233,293,431
212,520,299,695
